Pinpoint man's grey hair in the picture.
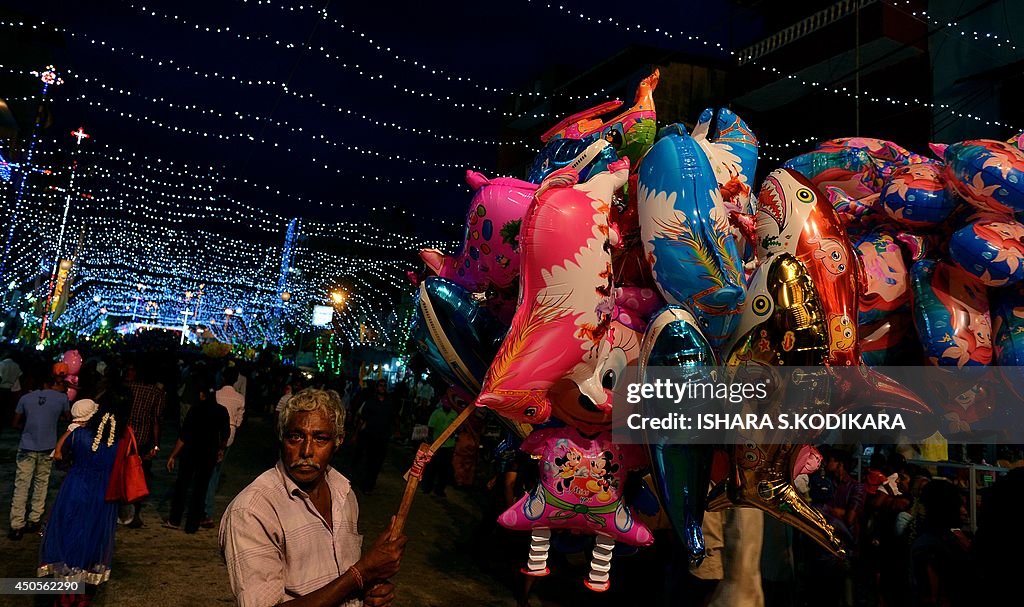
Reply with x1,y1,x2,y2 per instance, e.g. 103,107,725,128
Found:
278,388,346,445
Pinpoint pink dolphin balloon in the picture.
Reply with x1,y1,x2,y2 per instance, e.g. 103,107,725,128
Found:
473,161,629,425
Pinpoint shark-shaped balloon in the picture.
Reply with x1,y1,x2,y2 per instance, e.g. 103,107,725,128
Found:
638,306,716,566
738,169,933,386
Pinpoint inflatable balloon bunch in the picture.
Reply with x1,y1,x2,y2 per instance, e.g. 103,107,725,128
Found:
781,133,1024,431
407,67,1024,588
410,73,672,591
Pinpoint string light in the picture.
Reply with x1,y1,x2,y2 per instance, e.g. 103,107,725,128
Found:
65,65,534,150
886,0,1018,53
521,0,735,54
34,143,465,229
517,1,1020,133
234,0,611,103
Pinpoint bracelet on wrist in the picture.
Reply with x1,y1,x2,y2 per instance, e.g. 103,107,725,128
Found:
348,565,364,590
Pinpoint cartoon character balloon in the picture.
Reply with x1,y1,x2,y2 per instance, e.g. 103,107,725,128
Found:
541,70,659,167
944,139,1024,214
910,260,992,367
784,146,880,199
418,171,537,323
993,284,1024,398
498,426,653,592
949,215,1024,286
880,163,958,227
473,161,629,425
855,229,910,325
638,124,746,352
547,319,641,434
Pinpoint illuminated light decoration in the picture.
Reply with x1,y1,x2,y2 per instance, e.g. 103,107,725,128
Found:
63,66,536,151
36,143,462,228
523,0,734,52
1,63,63,287
513,2,1019,133
34,22,551,119
886,0,1018,52
0,151,9,182
4,14,1015,135
2,187,428,350
73,90,492,172
127,1,608,107
235,0,610,103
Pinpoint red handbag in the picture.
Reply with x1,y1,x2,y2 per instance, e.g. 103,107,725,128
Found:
105,426,149,503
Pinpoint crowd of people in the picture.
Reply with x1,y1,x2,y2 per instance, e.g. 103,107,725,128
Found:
0,341,439,606
2,339,1023,606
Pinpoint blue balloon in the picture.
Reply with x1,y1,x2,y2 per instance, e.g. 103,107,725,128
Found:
949,217,1024,287
638,124,746,354
993,284,1024,397
695,107,759,201
527,134,618,184
411,277,507,394
639,306,717,566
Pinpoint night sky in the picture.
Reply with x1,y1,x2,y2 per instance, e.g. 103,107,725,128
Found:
0,0,763,244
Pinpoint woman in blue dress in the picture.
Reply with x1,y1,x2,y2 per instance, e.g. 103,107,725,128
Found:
38,401,127,605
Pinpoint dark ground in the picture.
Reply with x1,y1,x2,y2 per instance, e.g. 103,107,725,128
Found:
0,410,673,607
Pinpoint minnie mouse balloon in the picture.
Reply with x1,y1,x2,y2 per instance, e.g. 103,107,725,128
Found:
498,426,653,592
473,161,629,425
949,215,1024,286
638,124,746,352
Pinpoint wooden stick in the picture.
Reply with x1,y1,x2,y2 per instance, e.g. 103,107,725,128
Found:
389,403,475,540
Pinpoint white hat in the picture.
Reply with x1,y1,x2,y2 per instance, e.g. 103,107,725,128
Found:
71,399,99,424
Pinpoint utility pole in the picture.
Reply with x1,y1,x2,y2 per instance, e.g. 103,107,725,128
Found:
39,127,89,341
855,1,861,136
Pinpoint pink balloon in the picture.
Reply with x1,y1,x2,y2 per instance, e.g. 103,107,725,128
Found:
473,161,629,424
65,374,79,402
62,350,83,375
418,171,537,323
498,426,653,546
